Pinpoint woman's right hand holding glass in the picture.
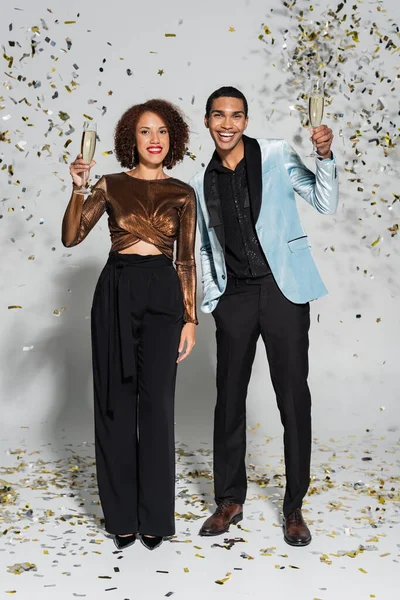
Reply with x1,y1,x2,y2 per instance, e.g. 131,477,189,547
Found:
69,153,96,190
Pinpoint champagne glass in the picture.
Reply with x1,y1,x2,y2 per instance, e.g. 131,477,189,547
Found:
77,121,97,193
307,78,324,157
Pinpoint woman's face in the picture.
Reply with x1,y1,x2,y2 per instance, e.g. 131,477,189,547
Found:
135,111,170,167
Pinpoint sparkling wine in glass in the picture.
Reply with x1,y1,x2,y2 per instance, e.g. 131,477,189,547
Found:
79,121,97,192
308,79,324,157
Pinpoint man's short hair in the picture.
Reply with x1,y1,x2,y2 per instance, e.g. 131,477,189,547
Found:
205,86,248,117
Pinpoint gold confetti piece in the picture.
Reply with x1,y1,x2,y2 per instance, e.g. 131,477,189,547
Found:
102,150,113,156
371,236,381,247
237,524,251,532
157,69,164,76
367,536,380,544
215,572,232,585
83,114,93,120
8,305,22,309
165,33,176,37
195,553,205,558
264,26,272,34
6,592,17,595
184,568,189,573
58,111,70,122
359,568,368,574
229,27,236,32
64,21,76,24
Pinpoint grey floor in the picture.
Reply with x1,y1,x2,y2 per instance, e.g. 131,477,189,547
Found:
1,422,398,600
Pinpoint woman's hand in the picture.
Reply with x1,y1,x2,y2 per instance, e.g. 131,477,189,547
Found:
69,153,96,188
177,323,196,363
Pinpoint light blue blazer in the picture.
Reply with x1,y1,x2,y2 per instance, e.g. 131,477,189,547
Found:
190,137,339,313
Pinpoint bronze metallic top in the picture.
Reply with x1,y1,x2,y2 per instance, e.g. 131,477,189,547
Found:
61,172,197,324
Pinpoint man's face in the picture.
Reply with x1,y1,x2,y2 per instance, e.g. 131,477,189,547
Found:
205,97,248,152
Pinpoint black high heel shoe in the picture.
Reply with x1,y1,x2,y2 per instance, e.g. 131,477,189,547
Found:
113,534,136,550
140,534,163,551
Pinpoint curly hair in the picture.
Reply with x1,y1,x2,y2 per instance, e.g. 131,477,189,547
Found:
114,99,190,170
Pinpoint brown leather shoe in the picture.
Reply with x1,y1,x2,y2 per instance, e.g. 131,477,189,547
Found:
283,508,311,546
199,502,243,537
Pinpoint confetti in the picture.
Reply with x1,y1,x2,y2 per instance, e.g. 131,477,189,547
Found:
7,562,37,575
215,572,232,585
0,4,399,597
371,236,381,247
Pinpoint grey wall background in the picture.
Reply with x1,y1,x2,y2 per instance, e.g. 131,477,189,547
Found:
1,0,399,447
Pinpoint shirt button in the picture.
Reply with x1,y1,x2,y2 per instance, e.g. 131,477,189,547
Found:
222,275,226,280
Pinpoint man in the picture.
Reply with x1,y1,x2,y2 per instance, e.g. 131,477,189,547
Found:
190,86,338,546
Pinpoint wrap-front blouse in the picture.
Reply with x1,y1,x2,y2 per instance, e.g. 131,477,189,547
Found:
61,172,197,324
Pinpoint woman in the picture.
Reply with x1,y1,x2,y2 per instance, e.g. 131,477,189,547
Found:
61,99,197,551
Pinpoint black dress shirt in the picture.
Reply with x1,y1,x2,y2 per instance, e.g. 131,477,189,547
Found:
209,154,270,279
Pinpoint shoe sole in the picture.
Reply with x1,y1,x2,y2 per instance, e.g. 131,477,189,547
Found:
199,512,243,537
283,535,312,547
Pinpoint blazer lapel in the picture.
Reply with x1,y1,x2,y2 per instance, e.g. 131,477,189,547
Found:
204,159,225,250
243,135,263,223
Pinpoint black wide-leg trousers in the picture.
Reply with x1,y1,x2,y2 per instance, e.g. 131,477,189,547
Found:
212,274,311,518
91,253,183,536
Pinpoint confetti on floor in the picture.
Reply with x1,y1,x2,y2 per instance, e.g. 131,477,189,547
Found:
0,428,399,599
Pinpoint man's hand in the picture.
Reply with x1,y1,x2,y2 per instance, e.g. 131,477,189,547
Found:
310,125,333,159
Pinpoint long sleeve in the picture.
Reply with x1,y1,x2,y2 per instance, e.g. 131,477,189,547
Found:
175,189,198,324
282,140,339,215
61,176,107,247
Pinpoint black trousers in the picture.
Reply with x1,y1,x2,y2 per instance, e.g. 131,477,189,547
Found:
91,253,183,536
212,274,311,518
